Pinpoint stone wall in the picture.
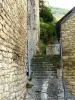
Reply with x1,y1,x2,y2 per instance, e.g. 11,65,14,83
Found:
27,0,40,77
46,44,60,55
0,0,27,99
61,12,75,96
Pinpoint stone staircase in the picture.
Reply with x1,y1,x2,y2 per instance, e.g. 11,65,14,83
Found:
25,55,64,100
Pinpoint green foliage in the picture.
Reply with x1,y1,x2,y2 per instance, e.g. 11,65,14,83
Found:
28,72,33,81
26,83,33,88
36,41,46,55
40,22,56,44
40,17,44,22
40,6,53,23
40,5,56,45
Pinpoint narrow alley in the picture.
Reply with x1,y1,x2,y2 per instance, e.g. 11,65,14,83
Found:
25,55,64,100
0,0,75,100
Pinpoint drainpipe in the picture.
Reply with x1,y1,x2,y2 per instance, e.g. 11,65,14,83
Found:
28,42,31,79
60,37,67,100
27,0,31,79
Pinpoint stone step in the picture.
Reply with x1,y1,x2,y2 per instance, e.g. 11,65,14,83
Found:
32,56,60,60
31,75,57,80
31,66,59,71
31,64,54,67
32,75,58,79
32,65,55,68
32,61,53,63
34,54,60,56
25,55,63,100
31,66,58,68
31,65,57,68
32,58,55,60
32,69,58,71
32,57,54,60
32,71,57,73
31,62,54,64
31,65,55,67
33,73,57,77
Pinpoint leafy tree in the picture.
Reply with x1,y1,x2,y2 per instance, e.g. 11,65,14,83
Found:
40,22,56,44
40,6,53,23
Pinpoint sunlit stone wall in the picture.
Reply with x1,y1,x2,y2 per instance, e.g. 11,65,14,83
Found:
61,12,75,96
0,0,27,99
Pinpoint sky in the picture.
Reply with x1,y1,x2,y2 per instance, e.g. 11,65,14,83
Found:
48,0,75,10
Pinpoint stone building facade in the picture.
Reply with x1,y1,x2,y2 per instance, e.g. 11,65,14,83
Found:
0,0,27,99
27,0,40,77
56,7,75,97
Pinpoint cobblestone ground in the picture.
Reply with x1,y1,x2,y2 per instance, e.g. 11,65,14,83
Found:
25,55,64,100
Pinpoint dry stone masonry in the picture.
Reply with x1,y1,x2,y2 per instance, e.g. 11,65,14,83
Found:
0,0,40,99
61,12,75,97
0,0,27,99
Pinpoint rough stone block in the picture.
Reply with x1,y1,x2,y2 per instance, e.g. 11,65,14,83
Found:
4,84,9,91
